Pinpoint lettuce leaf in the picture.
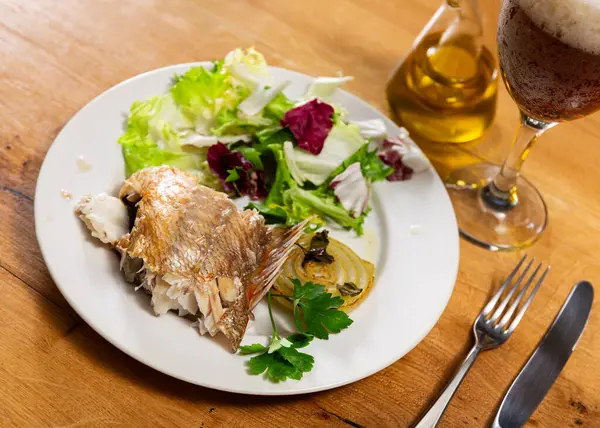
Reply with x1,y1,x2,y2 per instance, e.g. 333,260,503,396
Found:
264,93,295,121
256,128,295,148
118,127,205,177
238,80,290,117
284,122,365,186
253,143,364,234
304,76,353,100
325,144,393,185
211,106,272,136
223,47,272,88
119,92,212,181
283,187,365,235
171,63,239,134
126,94,192,151
212,91,295,137
265,144,295,205
330,162,370,217
255,144,317,226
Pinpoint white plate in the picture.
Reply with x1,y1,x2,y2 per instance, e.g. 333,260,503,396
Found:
35,63,459,395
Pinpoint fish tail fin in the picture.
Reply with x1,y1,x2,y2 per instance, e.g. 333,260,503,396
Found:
247,219,310,309
218,295,249,352
220,218,310,352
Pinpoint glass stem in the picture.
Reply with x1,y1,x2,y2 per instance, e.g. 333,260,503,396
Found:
483,112,556,209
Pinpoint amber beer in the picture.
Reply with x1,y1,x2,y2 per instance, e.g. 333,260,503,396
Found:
498,0,600,122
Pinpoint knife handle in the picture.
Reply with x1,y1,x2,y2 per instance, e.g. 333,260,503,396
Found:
414,345,483,428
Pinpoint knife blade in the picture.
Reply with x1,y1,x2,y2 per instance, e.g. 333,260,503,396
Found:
492,281,594,428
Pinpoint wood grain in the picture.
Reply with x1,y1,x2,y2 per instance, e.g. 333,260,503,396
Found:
0,0,599,426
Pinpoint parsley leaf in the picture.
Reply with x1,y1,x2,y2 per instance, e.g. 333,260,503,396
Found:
291,278,325,301
267,355,303,381
250,345,315,382
290,279,353,339
286,333,313,349
245,335,313,382
248,352,275,375
303,302,353,339
239,343,267,355
268,335,292,354
278,346,314,372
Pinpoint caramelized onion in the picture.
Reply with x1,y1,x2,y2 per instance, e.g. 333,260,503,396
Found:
273,233,375,312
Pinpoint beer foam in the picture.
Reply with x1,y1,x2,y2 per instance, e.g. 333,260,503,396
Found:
520,0,600,55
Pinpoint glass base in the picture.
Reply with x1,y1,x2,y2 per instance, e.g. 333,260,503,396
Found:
445,163,547,251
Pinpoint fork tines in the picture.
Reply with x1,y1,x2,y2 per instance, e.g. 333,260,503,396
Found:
481,255,550,334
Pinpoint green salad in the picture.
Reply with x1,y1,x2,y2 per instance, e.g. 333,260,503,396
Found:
118,48,419,235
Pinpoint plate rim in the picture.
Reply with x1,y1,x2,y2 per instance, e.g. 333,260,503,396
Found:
35,62,459,395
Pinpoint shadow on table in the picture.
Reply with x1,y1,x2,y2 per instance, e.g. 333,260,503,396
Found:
67,319,309,407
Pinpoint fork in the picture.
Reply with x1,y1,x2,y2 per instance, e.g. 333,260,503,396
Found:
414,255,550,428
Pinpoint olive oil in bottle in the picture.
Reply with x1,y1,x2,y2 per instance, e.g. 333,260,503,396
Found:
386,0,498,144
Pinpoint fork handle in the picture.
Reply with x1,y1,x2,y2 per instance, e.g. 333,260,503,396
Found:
413,345,482,428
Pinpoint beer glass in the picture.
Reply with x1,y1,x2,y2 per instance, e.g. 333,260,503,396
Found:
446,0,600,250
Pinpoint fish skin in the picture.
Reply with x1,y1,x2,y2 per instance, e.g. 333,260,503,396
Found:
115,166,302,351
117,166,269,279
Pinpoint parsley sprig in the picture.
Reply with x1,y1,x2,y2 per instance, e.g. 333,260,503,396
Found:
284,279,353,339
239,279,353,382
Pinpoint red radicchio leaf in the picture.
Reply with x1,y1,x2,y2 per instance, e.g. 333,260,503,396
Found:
378,140,413,182
281,99,334,155
207,143,268,199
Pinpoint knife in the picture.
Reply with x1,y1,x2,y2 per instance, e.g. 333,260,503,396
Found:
492,281,594,428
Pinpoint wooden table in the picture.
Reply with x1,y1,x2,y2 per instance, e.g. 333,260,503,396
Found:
1,0,598,426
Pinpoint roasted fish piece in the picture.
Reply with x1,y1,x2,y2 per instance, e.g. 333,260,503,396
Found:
76,166,305,351
75,193,129,245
